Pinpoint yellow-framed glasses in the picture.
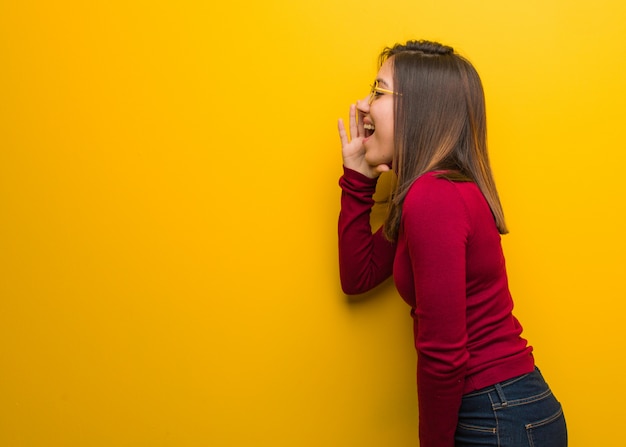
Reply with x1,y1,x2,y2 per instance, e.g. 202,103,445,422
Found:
368,80,401,105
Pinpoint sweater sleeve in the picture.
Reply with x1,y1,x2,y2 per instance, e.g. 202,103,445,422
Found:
338,167,396,295
402,177,471,447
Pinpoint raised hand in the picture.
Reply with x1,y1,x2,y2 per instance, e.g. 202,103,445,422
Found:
338,103,390,179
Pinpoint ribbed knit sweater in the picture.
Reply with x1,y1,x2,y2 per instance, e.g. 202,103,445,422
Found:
338,167,534,447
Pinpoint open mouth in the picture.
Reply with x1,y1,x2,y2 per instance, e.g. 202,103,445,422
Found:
364,123,375,138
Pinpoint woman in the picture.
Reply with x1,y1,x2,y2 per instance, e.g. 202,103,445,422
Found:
337,40,567,447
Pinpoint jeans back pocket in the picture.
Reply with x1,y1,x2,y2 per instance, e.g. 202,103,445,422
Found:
525,406,567,447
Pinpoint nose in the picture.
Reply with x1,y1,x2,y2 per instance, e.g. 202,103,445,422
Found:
356,95,370,114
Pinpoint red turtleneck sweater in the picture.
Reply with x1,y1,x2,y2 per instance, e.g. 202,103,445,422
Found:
338,167,534,447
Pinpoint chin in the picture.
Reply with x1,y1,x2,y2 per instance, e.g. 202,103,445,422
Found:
366,157,390,167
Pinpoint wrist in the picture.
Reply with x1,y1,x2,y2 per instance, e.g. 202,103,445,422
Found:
343,166,379,184
343,163,379,180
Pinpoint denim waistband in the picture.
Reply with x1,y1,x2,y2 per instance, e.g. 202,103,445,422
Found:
463,367,540,399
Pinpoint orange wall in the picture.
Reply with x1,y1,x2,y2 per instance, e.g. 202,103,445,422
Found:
1,1,625,445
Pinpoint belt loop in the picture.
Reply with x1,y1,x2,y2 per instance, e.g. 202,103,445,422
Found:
494,383,508,407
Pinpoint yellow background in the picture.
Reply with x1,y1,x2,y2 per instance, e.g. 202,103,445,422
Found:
1,0,625,445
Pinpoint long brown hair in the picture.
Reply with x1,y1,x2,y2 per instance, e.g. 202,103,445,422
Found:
382,40,508,241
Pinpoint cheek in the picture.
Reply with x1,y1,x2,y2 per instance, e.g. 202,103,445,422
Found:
376,111,394,140
377,122,394,147
366,141,394,164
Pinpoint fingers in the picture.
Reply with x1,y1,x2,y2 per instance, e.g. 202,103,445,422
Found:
337,118,348,148
357,109,365,139
339,103,360,147
349,104,358,140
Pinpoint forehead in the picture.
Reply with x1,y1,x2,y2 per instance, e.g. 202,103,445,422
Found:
376,58,394,86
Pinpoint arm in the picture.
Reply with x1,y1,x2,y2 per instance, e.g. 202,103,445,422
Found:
337,104,395,294
338,167,395,294
402,178,471,447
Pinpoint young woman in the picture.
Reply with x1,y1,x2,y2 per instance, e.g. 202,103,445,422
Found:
337,40,567,447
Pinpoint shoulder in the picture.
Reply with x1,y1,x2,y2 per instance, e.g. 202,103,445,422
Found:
402,173,474,227
404,173,468,209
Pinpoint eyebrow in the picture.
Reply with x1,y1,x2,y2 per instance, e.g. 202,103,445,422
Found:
375,78,391,88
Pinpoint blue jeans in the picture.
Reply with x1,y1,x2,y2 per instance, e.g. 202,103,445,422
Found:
455,367,567,446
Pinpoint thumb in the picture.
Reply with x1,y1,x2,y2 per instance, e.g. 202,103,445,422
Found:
374,163,392,175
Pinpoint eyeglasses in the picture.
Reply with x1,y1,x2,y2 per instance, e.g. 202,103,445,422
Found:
368,80,401,105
